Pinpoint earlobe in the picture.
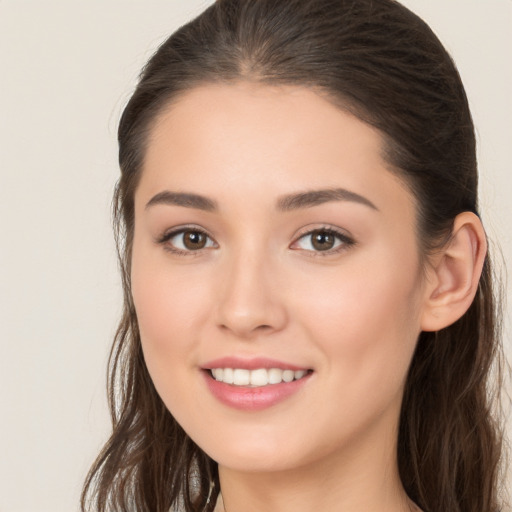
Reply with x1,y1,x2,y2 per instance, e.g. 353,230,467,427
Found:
420,212,487,332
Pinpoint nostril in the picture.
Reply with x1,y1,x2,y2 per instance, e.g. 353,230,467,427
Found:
218,322,276,339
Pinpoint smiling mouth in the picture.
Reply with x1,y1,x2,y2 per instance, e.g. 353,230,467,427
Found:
208,368,312,387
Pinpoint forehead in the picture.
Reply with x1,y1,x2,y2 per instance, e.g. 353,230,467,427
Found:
146,82,384,164
138,82,415,220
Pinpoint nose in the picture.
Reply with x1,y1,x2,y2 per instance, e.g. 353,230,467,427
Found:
215,250,288,339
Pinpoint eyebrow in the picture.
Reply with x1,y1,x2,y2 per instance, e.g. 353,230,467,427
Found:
145,191,218,211
277,188,378,212
145,187,378,212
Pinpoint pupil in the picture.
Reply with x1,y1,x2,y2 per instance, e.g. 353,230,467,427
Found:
312,231,334,251
184,231,206,249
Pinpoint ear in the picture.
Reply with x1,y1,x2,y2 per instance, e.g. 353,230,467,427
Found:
420,212,487,332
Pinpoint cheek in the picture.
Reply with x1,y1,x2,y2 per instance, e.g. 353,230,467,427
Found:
133,270,200,347
130,243,212,378
130,254,215,424
293,249,423,394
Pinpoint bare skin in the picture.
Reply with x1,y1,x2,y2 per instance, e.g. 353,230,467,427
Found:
131,82,486,512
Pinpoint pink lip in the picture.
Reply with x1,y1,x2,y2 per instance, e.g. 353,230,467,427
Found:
201,356,309,371
201,357,313,411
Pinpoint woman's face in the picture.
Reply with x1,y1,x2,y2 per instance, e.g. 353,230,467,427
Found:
131,83,429,473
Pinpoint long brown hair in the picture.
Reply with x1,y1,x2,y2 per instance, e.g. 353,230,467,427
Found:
81,1,506,510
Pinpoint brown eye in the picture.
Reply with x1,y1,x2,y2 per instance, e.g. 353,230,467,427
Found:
292,227,355,254
310,230,336,251
182,230,207,250
160,227,216,253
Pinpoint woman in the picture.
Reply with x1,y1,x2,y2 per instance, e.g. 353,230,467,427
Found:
81,0,506,511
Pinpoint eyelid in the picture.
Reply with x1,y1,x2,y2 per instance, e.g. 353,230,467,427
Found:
155,223,355,257
156,224,218,255
290,224,356,255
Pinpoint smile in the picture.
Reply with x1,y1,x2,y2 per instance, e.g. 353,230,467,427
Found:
210,368,309,387
202,359,313,410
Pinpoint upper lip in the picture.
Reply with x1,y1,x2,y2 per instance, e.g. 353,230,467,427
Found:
201,356,310,371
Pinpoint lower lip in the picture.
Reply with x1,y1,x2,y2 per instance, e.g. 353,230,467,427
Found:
203,371,311,411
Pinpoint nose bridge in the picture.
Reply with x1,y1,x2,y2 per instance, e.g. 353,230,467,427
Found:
216,239,286,337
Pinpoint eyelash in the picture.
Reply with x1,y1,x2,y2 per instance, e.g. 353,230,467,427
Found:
156,225,216,257
156,225,356,257
292,226,356,257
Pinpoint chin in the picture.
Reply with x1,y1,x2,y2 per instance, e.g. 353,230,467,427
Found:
195,425,341,475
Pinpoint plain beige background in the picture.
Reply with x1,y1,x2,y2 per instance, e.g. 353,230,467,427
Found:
0,1,510,510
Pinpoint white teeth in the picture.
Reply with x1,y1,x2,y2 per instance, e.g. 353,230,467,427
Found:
268,368,283,384
282,370,294,383
223,368,234,384
233,369,250,386
250,368,269,386
210,367,309,387
212,368,223,380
